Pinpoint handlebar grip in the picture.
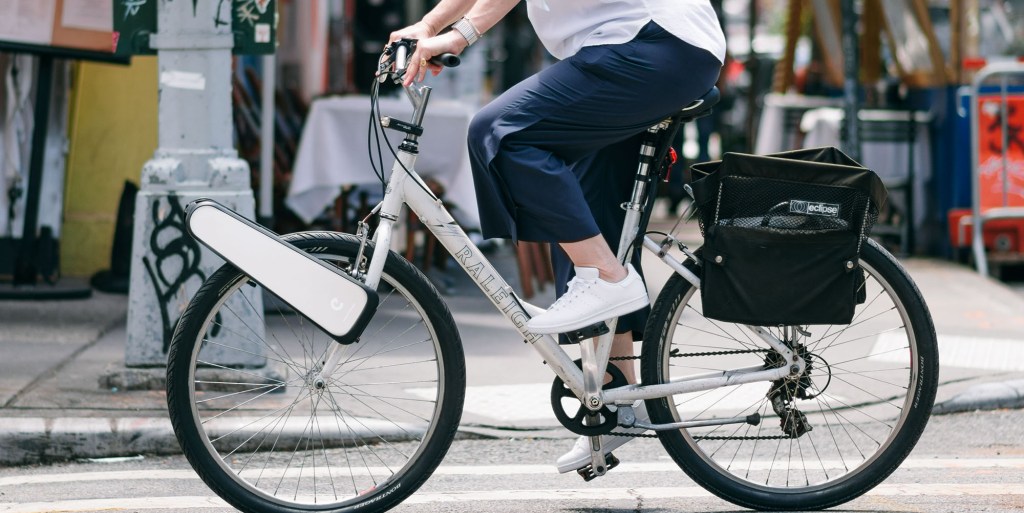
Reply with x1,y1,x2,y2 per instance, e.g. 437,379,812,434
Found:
395,45,409,71
429,53,461,68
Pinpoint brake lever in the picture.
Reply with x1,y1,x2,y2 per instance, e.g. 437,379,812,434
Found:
377,40,412,83
377,39,461,84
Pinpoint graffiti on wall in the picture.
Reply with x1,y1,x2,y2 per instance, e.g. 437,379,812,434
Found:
142,195,221,354
122,0,148,19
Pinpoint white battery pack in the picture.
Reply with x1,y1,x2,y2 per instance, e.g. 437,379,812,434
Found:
185,199,377,344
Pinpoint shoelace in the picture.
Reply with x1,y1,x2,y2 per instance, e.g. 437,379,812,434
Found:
549,276,596,312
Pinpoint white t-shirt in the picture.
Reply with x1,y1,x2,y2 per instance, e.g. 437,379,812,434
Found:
525,0,726,63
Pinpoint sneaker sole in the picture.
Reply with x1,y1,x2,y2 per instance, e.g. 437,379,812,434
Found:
556,431,643,473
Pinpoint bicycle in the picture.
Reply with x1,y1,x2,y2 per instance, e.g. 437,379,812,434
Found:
166,40,939,513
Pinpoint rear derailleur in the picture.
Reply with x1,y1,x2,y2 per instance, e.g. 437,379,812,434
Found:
766,343,815,438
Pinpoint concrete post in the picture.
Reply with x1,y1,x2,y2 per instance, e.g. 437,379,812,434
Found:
126,0,264,367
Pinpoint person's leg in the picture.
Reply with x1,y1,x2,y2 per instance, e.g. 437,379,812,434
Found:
467,18,719,380
467,24,721,246
559,236,626,283
547,133,649,380
696,112,714,164
608,332,637,383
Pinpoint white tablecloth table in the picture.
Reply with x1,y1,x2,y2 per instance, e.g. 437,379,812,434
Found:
754,93,842,155
286,95,480,228
800,106,934,251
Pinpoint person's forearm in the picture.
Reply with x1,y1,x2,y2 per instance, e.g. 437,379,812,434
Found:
421,0,520,37
420,0,476,35
462,0,520,35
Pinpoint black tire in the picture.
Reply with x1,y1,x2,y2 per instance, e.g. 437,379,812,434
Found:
640,239,938,510
167,231,465,513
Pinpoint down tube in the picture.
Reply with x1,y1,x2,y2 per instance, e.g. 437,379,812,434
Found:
405,186,585,395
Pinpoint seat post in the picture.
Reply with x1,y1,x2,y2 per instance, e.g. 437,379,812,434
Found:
615,120,673,263
614,87,720,264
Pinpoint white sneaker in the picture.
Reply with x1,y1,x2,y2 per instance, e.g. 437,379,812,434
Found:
526,264,648,335
555,402,649,474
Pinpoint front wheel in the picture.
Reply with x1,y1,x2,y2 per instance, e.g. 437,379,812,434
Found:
167,231,465,513
641,239,938,510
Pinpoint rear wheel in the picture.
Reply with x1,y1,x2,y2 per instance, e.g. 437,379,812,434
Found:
641,239,938,510
167,231,465,512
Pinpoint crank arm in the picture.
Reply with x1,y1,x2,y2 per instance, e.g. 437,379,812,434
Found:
589,437,608,472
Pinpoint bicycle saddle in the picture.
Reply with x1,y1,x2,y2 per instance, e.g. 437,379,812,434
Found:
677,87,720,123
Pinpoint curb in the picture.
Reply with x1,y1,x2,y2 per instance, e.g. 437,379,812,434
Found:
0,415,425,467
3,380,1022,466
932,380,1024,415
0,417,178,467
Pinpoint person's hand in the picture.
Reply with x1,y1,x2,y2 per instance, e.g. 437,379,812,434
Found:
388,20,436,44
403,31,468,87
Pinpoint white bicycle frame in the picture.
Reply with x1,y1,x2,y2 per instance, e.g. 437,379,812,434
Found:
351,80,803,419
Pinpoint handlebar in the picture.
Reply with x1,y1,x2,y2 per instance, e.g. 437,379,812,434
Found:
430,53,461,67
376,40,460,131
388,39,460,76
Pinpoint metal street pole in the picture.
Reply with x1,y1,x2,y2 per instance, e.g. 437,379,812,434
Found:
840,0,861,162
259,54,275,227
126,0,264,367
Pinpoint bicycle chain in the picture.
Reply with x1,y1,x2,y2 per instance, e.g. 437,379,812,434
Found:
608,347,774,439
607,431,792,440
608,347,768,362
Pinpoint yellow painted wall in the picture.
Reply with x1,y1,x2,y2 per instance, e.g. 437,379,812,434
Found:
62,57,157,277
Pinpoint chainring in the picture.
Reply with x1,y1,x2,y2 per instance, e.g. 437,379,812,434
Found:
550,359,628,436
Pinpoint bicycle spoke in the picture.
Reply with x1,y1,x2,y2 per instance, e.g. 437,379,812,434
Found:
203,380,300,426
338,337,432,368
322,391,398,478
196,382,282,404
829,345,909,367
330,381,431,434
231,292,307,376
342,358,439,373
210,385,310,444
829,364,910,390
807,326,905,353
204,322,305,377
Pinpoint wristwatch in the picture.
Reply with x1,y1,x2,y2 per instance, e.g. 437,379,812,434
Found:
451,17,481,46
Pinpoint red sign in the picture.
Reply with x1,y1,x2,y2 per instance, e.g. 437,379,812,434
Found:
977,94,1024,210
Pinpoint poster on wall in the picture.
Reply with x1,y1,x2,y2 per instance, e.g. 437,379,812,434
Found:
977,94,1024,209
62,0,115,32
0,0,116,58
0,0,59,46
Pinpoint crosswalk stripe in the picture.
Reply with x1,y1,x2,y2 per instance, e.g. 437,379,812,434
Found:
3,483,1024,512
0,496,229,513
2,458,1023,487
872,332,1024,371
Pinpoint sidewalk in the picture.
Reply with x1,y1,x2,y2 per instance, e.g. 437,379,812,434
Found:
2,229,1024,465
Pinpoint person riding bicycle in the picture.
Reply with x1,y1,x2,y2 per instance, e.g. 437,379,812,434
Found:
391,0,725,474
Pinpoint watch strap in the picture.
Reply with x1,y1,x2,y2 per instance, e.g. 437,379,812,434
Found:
452,17,481,46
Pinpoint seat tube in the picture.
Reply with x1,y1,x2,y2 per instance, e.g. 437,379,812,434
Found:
615,123,667,263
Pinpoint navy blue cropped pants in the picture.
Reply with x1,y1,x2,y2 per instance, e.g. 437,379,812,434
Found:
467,21,721,337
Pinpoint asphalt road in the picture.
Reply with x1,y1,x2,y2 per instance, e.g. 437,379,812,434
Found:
0,408,1021,513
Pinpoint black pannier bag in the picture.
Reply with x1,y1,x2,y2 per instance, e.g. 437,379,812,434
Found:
689,147,888,326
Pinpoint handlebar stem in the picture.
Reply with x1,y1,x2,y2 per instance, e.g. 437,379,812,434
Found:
405,84,432,132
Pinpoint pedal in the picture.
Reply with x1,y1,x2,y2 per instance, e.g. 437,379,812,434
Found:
577,453,619,482
564,322,610,344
